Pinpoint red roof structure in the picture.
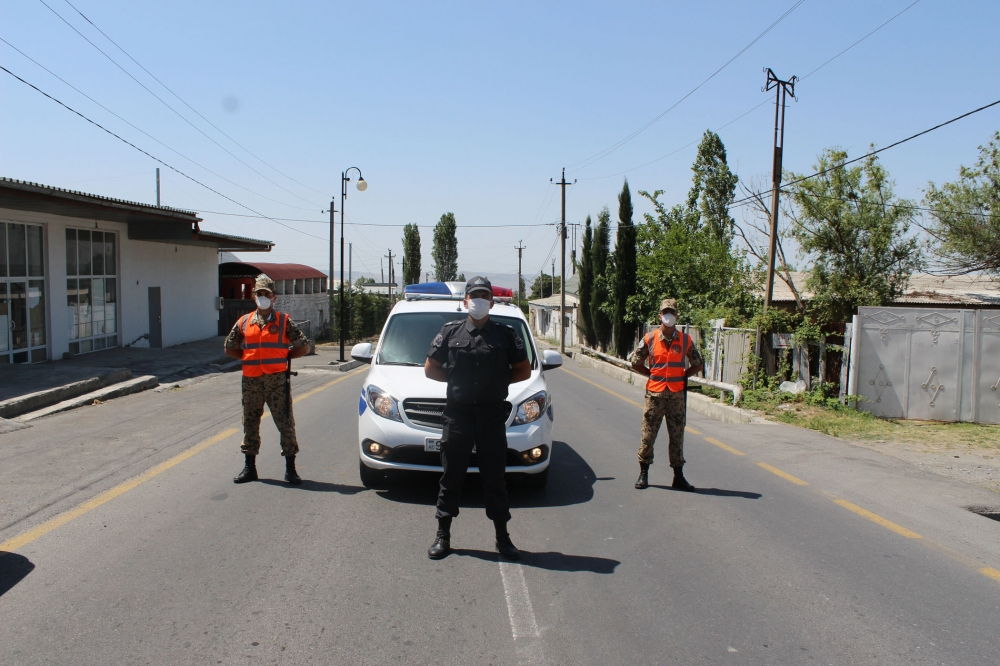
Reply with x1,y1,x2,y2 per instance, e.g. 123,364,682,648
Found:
219,261,326,281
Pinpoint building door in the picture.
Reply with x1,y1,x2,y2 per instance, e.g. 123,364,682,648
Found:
148,287,162,348
1,222,47,363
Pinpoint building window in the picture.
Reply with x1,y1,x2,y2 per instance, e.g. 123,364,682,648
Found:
0,221,47,364
66,228,118,355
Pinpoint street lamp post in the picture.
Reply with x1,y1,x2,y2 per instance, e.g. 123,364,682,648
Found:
339,167,367,362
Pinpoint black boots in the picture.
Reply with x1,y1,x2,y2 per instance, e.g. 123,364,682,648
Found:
671,465,695,492
285,456,302,485
233,454,258,483
428,517,452,560
494,520,520,561
635,463,649,489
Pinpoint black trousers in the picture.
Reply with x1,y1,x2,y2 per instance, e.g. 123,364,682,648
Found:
435,403,511,523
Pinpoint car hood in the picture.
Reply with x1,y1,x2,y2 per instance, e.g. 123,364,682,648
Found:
363,364,547,405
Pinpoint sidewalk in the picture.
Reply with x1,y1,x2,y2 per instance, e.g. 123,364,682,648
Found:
0,336,231,403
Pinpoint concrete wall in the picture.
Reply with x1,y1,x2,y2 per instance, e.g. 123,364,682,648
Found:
274,293,329,339
0,207,219,361
528,305,577,346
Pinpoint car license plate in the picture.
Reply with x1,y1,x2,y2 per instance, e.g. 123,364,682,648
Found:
425,438,441,452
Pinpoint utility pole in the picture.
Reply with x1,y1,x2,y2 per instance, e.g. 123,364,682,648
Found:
515,241,525,309
551,259,555,298
762,68,797,312
348,242,353,339
551,168,575,353
385,249,395,304
155,168,160,206
328,201,336,338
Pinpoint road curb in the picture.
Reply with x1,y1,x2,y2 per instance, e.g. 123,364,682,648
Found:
0,368,133,419
567,350,768,425
16,375,160,422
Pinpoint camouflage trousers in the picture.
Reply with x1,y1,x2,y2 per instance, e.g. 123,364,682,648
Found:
637,390,686,468
241,373,299,457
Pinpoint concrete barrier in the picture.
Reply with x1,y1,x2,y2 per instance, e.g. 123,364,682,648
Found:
0,369,133,419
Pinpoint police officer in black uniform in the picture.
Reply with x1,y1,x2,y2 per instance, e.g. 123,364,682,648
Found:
424,276,532,561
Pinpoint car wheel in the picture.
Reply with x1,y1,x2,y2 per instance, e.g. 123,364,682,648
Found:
359,459,386,488
521,468,549,489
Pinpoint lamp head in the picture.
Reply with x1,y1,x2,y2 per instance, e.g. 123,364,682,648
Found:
356,178,367,192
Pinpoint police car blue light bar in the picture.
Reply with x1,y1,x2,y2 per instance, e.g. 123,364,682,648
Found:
404,282,465,300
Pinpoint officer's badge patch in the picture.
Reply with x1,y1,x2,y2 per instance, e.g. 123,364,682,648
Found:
432,333,443,348
515,336,524,350
268,324,280,334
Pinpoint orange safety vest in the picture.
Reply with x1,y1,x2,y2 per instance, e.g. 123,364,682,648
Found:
238,311,290,377
644,329,690,393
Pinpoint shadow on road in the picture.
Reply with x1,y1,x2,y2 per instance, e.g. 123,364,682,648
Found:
451,549,619,574
0,552,35,597
649,485,761,499
258,479,367,494
375,441,596,509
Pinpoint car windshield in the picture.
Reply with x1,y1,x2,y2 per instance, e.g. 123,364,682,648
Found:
377,312,535,368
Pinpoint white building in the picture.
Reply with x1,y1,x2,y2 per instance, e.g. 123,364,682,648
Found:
527,293,579,346
0,178,272,364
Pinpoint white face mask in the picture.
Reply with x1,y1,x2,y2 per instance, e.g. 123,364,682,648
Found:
255,295,272,310
467,298,492,319
660,312,677,327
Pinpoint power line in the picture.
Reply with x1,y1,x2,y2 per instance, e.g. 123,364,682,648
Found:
578,0,923,183
36,0,322,210
0,36,326,214
730,96,1000,209
567,0,806,174
193,209,559,228
0,64,327,241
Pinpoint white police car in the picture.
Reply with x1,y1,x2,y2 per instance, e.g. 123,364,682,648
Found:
351,281,562,488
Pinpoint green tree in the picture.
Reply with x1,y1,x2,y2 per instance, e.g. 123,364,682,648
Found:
787,147,923,322
432,212,458,281
612,179,638,358
530,272,557,299
591,207,613,351
577,215,596,347
634,131,753,329
401,223,421,285
924,131,1000,274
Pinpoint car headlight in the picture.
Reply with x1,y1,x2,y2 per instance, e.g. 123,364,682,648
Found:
366,385,402,422
513,391,548,425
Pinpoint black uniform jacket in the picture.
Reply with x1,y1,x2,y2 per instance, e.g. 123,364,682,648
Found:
427,317,528,405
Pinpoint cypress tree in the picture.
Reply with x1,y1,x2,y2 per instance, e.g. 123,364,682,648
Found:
401,223,421,286
591,207,613,351
432,212,458,281
578,215,595,347
613,179,637,358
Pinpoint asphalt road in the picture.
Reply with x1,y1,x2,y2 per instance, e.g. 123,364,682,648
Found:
1,354,999,665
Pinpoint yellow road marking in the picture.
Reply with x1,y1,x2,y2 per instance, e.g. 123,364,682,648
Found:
833,499,922,539
980,567,1000,583
0,367,366,557
686,426,701,435
703,437,746,456
558,367,644,408
756,462,808,485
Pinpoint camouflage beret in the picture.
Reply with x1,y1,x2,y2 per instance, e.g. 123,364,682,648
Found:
254,274,276,293
659,298,678,314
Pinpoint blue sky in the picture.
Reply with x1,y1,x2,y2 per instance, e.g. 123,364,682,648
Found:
3,0,999,285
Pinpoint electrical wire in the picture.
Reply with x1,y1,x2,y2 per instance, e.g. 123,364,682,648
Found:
567,0,806,174
578,0,923,182
60,0,329,200
0,36,328,214
192,209,560,228
0,64,327,241
36,0,323,210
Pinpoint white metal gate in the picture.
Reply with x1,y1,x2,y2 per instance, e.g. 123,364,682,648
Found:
852,306,1000,423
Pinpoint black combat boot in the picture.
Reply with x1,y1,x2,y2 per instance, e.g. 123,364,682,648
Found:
233,454,258,484
634,463,649,489
494,520,520,561
284,456,302,485
671,465,695,492
428,517,452,560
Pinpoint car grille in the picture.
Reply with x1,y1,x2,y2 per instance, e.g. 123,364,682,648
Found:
402,399,514,429
402,398,448,428
385,446,530,467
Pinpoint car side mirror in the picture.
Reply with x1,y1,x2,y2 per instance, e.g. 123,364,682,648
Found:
351,342,374,364
541,349,563,371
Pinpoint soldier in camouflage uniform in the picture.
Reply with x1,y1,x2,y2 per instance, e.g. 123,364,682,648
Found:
630,298,703,491
224,275,310,485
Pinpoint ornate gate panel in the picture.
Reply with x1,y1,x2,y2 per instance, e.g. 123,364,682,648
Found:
856,307,998,423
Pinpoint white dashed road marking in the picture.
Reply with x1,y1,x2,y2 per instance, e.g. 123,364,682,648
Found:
499,561,545,664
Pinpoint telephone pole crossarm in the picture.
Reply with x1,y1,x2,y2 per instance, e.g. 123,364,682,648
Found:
762,68,797,313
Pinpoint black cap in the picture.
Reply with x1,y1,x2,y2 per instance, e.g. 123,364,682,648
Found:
465,275,493,296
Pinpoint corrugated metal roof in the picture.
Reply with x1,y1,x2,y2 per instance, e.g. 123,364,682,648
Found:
767,271,1000,306
528,293,578,308
1,177,198,217
222,261,326,281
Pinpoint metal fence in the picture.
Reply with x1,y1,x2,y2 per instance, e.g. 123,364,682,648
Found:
636,323,754,384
